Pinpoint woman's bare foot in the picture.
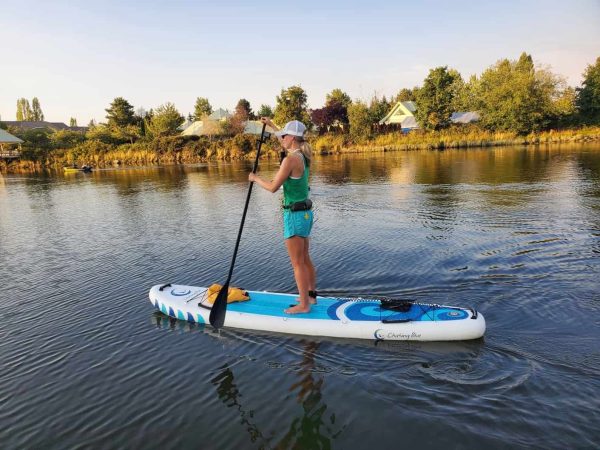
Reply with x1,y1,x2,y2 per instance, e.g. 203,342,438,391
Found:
295,296,317,305
285,304,311,314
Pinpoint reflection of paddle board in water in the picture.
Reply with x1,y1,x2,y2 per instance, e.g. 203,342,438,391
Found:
149,284,486,341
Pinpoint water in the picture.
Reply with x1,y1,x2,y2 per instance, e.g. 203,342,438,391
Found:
1,144,599,449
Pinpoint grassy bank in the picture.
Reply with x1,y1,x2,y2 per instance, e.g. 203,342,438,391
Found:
3,126,600,173
312,126,600,154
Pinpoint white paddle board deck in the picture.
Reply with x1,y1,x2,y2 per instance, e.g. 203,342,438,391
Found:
149,284,486,341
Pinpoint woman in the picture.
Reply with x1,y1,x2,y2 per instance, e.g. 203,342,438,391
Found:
249,118,317,314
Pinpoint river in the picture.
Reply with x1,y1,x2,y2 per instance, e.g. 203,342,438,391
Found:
1,144,599,449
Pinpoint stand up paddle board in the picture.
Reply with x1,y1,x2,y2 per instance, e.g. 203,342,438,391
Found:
149,284,485,341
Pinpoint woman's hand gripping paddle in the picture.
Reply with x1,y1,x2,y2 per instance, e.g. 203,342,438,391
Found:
209,123,268,329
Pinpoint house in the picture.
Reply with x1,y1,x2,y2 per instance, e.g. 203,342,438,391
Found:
177,118,194,132
450,112,480,124
0,129,23,158
2,121,88,132
379,101,419,131
243,120,276,135
380,101,480,131
208,108,231,121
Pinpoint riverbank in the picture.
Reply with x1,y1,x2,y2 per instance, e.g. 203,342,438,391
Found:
2,126,600,172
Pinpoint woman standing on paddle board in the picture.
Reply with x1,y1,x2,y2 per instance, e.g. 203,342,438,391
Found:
249,118,317,314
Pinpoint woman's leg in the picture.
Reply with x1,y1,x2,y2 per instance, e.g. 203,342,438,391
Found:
284,236,310,314
304,238,317,304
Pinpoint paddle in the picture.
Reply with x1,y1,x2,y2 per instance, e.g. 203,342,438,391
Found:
209,123,268,329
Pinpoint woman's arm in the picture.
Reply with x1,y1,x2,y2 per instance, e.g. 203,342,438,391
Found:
249,157,293,193
260,117,278,132
261,117,286,144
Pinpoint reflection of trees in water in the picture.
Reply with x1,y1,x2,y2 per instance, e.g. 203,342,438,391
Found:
210,340,344,450
315,154,393,185
313,146,576,187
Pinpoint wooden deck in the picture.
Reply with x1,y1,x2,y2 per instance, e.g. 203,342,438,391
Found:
0,149,21,160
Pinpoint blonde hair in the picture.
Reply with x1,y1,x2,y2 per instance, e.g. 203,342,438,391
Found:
294,137,312,166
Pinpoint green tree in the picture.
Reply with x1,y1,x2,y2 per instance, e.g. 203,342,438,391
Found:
234,98,253,120
194,97,213,120
31,97,44,121
348,100,373,141
50,130,85,149
257,104,273,118
230,98,253,135
105,97,135,128
451,75,478,112
274,85,312,128
326,89,352,109
393,87,418,103
414,67,461,130
368,95,391,125
474,52,562,133
145,102,184,138
576,57,600,124
69,117,77,127
16,98,33,121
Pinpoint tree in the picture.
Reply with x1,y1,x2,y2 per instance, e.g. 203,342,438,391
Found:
230,99,253,135
576,57,600,124
451,75,478,112
234,98,253,120
348,101,373,141
50,129,85,149
145,102,184,138
16,98,33,121
105,97,135,128
194,97,213,120
473,52,563,133
31,97,44,121
273,85,312,128
326,89,352,109
393,87,418,103
414,66,461,130
69,117,77,127
311,101,348,133
257,104,273,118
368,95,391,125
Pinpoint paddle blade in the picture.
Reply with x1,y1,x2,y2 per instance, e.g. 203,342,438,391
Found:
209,283,229,329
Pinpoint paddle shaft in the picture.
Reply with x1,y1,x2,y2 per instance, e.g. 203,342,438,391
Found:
210,123,267,328
224,123,266,282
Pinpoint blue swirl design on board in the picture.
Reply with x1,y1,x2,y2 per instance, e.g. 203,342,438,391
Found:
327,300,468,322
171,288,191,296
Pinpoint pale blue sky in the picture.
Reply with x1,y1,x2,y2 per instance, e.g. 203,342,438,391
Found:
1,0,599,125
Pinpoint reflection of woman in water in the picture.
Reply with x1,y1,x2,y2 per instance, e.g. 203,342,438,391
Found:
211,340,343,448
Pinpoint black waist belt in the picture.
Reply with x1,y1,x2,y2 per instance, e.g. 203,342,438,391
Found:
283,199,313,211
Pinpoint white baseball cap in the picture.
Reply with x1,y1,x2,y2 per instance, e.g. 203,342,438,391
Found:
275,120,306,137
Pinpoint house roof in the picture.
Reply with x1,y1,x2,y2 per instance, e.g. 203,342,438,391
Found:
177,119,194,131
243,121,276,135
1,121,88,132
451,112,480,124
2,121,69,130
379,101,417,125
400,116,419,129
208,108,231,121
181,121,204,136
0,128,24,143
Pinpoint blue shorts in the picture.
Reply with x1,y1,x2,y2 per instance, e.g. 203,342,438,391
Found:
283,210,313,239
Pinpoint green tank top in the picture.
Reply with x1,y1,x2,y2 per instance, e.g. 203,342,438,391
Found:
283,152,309,207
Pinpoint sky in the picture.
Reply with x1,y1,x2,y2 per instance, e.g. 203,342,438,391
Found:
1,0,599,125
